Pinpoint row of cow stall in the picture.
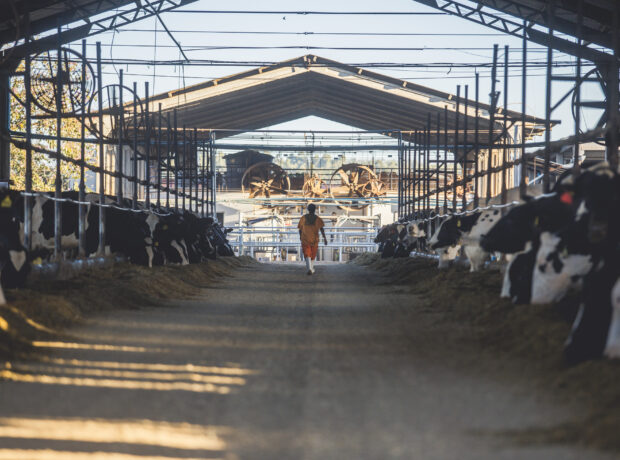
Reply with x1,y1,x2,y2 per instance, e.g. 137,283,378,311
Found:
380,159,619,365
0,37,229,304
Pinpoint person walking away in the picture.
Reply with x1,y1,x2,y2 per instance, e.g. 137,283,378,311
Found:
298,203,327,275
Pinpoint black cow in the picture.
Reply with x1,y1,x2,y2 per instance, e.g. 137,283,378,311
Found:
0,190,29,304
209,221,234,257
147,212,190,265
85,201,161,267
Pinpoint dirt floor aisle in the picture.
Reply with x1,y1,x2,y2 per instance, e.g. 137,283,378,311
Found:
0,262,614,460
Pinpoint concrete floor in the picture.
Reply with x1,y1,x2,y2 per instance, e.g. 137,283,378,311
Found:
0,263,613,460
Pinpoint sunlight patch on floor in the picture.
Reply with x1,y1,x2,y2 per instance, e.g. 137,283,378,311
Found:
41,358,257,376
0,417,229,451
31,342,155,352
0,369,233,393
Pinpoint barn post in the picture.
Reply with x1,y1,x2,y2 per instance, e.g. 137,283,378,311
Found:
201,135,206,217
182,125,186,211
572,1,583,177
117,69,124,203
144,82,151,209
0,73,10,187
543,0,555,193
96,42,105,256
463,85,469,210
519,25,527,199
173,108,178,212
54,23,63,259
436,112,441,214
194,127,198,214
426,113,432,212
156,103,162,208
486,45,499,203
603,5,619,171
78,39,87,257
211,130,216,218
23,21,32,252
474,73,480,208
132,81,138,210
412,131,418,216
166,112,171,209
453,85,460,211
409,137,414,217
398,131,406,220
501,46,509,205
443,106,448,213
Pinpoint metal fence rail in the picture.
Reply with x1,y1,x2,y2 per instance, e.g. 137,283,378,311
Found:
397,28,620,221
6,36,217,258
228,226,379,261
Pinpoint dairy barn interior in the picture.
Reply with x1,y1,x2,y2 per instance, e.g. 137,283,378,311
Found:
0,1,619,459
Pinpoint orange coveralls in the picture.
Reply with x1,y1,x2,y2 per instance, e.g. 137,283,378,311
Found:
298,214,324,260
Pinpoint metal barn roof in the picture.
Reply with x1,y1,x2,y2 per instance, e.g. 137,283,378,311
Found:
475,0,618,51
146,54,549,144
0,0,196,61
0,0,132,45
414,0,619,61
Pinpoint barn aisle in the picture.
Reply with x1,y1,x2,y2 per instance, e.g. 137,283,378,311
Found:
0,262,613,460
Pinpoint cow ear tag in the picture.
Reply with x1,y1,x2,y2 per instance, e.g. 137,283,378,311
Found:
32,257,42,266
560,191,573,205
534,216,540,227
1,196,11,208
163,224,168,230
457,219,461,228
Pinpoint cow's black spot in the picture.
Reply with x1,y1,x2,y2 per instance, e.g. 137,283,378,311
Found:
551,252,564,273
493,210,499,215
538,264,547,272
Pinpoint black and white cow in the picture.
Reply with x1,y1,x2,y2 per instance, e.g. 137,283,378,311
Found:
429,209,503,271
147,212,190,265
375,223,400,258
564,250,619,365
0,190,29,305
604,278,620,358
480,190,577,303
481,162,619,306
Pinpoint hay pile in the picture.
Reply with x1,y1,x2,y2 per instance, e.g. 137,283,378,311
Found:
352,253,620,452
0,256,257,361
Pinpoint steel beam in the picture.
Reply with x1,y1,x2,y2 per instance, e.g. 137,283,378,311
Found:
412,0,613,63
4,0,197,61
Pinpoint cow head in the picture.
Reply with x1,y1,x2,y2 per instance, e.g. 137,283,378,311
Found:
572,165,620,246
407,221,426,239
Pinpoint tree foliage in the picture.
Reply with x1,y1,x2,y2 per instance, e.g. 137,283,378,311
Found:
9,65,97,191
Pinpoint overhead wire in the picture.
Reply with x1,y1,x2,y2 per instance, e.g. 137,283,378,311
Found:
164,10,447,15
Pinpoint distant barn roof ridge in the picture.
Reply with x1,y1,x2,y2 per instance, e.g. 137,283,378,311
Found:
145,54,550,142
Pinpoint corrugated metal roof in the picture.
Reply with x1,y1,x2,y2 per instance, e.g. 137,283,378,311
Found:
146,54,550,144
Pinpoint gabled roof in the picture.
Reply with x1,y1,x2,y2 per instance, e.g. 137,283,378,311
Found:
146,54,550,144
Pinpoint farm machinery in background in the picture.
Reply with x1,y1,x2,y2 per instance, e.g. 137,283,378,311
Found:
240,162,387,211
